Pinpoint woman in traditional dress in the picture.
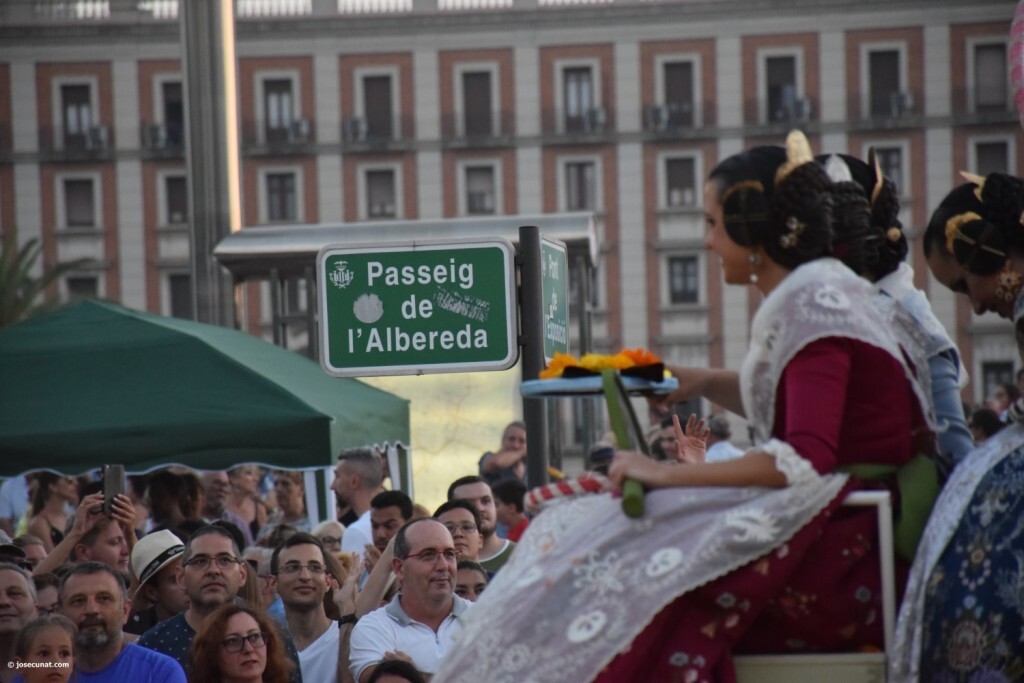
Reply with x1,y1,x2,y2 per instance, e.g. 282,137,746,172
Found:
819,152,973,474
432,132,932,683
893,172,1024,682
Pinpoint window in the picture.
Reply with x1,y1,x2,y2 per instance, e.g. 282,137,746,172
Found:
165,176,187,225
266,172,297,222
168,274,192,319
162,81,184,147
462,71,493,137
975,141,1010,175
974,43,1008,112
868,49,901,118
665,158,697,208
765,55,797,123
62,84,92,148
64,179,95,228
563,67,594,133
465,166,496,215
874,146,904,197
66,276,98,302
565,161,596,211
264,79,293,144
981,361,1015,405
366,170,396,218
363,75,394,141
667,256,699,304
663,61,695,128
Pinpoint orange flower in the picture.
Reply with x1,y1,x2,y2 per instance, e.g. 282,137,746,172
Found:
539,352,579,379
621,348,661,366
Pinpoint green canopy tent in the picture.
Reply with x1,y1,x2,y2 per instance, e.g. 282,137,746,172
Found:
0,301,409,486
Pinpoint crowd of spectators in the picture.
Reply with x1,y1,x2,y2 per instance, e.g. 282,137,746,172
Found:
0,445,523,683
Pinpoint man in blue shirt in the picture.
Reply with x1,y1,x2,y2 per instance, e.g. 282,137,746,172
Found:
59,561,184,683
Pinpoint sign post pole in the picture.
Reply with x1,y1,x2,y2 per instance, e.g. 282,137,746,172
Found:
519,226,549,488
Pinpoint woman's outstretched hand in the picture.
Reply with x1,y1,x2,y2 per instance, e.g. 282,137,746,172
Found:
674,413,709,465
609,451,670,489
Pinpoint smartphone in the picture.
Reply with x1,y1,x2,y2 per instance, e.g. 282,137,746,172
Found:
102,464,125,515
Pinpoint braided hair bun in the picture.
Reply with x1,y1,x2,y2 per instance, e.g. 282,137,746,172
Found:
710,144,833,270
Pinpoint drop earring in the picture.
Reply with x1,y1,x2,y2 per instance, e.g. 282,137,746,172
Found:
748,251,761,284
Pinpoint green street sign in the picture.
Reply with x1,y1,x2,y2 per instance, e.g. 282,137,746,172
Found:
541,237,569,362
317,238,518,377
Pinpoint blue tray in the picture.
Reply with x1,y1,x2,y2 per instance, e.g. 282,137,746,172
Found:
520,375,678,398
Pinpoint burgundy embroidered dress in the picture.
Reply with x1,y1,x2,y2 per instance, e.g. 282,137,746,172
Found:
433,259,931,683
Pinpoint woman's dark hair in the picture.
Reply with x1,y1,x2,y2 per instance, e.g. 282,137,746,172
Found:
709,145,833,270
30,472,61,517
189,603,292,683
925,174,1024,276
969,407,1006,439
366,659,428,683
817,153,906,280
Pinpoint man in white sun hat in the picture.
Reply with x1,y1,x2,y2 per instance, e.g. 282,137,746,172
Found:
125,529,189,636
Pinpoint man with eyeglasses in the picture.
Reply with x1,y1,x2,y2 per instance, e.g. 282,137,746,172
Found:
136,525,303,682
433,500,482,564
59,561,185,682
271,532,339,683
137,525,249,667
349,519,471,683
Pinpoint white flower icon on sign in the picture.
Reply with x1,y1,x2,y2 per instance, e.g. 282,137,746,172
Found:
353,294,383,323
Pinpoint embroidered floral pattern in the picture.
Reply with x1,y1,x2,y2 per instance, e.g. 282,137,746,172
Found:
915,449,1024,681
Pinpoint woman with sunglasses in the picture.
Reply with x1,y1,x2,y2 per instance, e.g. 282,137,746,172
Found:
189,604,293,683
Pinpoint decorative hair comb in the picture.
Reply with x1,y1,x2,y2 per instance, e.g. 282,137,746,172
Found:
775,130,814,185
823,154,852,184
960,171,986,203
867,148,885,207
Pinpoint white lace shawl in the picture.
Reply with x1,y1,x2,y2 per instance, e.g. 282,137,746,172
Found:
890,285,1024,681
740,258,934,445
889,423,1024,682
877,262,967,389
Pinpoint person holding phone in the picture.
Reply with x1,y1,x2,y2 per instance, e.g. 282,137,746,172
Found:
32,491,136,579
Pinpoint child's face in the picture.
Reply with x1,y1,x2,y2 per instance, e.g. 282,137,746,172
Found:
16,626,74,683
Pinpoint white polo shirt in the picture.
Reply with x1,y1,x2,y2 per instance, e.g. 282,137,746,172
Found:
349,593,471,681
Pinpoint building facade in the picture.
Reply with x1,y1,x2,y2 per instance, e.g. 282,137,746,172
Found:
0,0,1018,446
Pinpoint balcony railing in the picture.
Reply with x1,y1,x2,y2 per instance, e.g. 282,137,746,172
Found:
740,95,818,132
847,88,923,129
341,113,415,151
952,86,1018,125
241,118,317,155
439,111,515,147
641,101,717,135
140,121,185,157
38,124,114,160
541,106,614,140
2,0,648,24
